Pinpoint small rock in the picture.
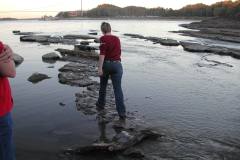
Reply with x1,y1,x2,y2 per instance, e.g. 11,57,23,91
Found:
28,73,51,84
42,52,60,61
47,66,55,68
88,32,98,35
59,102,66,106
94,39,100,43
12,30,20,34
13,53,24,66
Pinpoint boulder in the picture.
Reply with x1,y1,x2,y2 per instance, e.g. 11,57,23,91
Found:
13,53,24,66
42,52,60,61
27,73,51,84
58,72,95,87
158,38,179,46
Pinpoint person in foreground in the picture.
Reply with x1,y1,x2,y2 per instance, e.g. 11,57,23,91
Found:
96,22,126,120
0,41,16,160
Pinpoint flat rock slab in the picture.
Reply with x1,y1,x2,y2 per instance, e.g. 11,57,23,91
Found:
180,41,240,59
63,34,96,40
20,35,78,45
56,48,98,60
28,73,51,84
67,129,161,155
124,34,179,46
58,72,96,87
14,32,39,35
13,53,24,66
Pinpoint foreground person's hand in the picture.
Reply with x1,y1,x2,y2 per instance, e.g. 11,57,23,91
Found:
0,45,13,63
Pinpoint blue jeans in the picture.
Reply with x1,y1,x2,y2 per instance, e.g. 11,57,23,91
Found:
97,61,126,116
0,113,15,160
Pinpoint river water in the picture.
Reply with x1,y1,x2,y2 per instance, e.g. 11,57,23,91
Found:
0,19,240,160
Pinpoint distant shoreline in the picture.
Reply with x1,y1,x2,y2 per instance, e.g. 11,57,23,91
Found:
0,16,206,21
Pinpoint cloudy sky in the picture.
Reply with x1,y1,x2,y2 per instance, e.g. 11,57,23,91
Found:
0,0,225,18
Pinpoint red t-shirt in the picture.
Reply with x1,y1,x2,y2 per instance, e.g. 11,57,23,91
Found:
0,77,13,117
99,35,121,61
0,41,13,117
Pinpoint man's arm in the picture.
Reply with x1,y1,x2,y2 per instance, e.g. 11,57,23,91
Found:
0,45,16,78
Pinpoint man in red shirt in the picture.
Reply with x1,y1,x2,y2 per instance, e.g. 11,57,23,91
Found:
0,41,16,160
96,22,126,120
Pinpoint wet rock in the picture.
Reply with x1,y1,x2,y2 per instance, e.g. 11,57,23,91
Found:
58,72,95,87
47,65,54,68
14,32,38,35
59,62,90,73
89,32,98,35
42,52,60,61
94,39,100,43
20,35,50,42
173,30,240,43
180,41,240,59
70,128,161,154
63,34,96,40
74,44,98,52
12,30,20,34
56,48,98,60
158,39,179,46
59,102,66,106
28,73,51,83
80,41,90,45
123,148,145,158
176,18,240,43
124,34,179,46
40,42,50,45
48,36,62,43
13,53,24,66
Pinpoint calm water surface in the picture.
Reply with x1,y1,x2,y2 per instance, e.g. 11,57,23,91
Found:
0,20,240,160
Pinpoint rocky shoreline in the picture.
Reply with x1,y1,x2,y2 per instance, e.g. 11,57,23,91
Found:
172,18,240,44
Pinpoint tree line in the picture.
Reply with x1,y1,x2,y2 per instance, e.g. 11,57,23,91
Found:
56,0,240,19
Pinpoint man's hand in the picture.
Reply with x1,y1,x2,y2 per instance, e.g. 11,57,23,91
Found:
98,67,103,77
0,45,13,63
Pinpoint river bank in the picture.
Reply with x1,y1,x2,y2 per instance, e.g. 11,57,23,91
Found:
173,18,240,43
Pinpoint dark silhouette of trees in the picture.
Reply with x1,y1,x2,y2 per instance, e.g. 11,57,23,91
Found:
56,0,240,19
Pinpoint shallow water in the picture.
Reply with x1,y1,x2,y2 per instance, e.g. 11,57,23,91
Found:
0,19,240,160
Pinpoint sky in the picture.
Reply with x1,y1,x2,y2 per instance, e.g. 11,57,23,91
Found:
0,0,226,18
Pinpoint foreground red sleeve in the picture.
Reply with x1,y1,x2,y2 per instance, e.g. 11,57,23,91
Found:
99,37,107,56
0,41,4,54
